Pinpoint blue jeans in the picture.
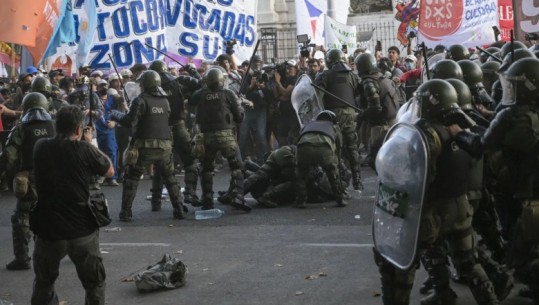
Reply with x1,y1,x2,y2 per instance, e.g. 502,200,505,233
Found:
238,107,269,162
97,131,118,179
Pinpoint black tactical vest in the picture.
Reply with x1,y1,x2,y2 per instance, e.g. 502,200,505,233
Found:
323,69,356,110
300,121,336,142
196,89,236,132
363,74,401,122
427,124,471,201
161,74,186,123
135,95,171,140
21,120,55,171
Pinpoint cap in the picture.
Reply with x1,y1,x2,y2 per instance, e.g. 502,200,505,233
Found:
107,88,119,96
18,73,33,82
26,66,39,74
405,55,417,63
286,60,298,67
120,69,133,77
91,70,103,78
97,79,108,86
108,73,121,81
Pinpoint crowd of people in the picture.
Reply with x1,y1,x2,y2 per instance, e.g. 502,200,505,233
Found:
0,37,538,305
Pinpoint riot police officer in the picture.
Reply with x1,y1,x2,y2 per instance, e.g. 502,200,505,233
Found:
188,68,250,211
0,93,55,270
148,59,202,209
374,79,499,305
355,52,403,170
111,70,186,221
294,110,345,208
30,76,68,117
445,43,470,61
458,60,497,110
448,58,539,304
314,49,363,190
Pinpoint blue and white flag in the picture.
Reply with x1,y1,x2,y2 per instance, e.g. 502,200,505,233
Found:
39,0,76,65
76,0,97,67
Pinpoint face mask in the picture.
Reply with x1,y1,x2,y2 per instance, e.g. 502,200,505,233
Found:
405,62,416,70
98,88,108,96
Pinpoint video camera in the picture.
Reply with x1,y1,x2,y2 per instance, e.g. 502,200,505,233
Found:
297,34,316,58
252,61,288,83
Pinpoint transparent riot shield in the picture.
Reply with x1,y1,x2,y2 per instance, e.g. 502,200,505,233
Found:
291,74,324,128
373,122,429,270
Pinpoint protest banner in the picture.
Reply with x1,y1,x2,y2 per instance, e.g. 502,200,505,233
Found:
46,0,258,72
418,0,500,47
498,0,514,41
512,0,539,42
324,15,356,50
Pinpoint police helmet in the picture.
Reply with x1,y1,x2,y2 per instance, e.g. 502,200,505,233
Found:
431,60,464,80
417,79,460,120
355,52,378,75
446,78,473,110
481,61,501,92
325,49,346,68
204,68,225,90
21,92,49,113
446,44,470,61
31,76,52,95
137,70,162,92
500,41,528,60
149,60,168,74
316,110,337,123
498,48,535,72
457,60,483,88
502,58,539,103
252,54,263,63
480,47,501,63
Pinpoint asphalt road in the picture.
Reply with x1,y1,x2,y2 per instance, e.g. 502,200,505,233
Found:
0,166,531,305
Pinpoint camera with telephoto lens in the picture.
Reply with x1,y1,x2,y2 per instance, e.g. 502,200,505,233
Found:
253,70,270,83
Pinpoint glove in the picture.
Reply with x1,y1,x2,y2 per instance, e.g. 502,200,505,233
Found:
109,109,125,122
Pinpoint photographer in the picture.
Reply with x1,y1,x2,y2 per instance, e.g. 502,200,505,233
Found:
31,105,113,305
272,60,300,146
238,55,271,162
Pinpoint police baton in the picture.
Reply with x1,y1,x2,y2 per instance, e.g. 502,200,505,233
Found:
421,42,430,81
476,46,502,63
310,83,363,112
107,53,131,105
144,43,185,68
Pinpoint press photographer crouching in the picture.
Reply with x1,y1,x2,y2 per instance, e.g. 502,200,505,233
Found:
30,105,114,305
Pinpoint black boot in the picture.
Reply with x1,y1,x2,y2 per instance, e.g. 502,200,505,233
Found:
420,288,457,305
420,276,434,295
6,258,31,271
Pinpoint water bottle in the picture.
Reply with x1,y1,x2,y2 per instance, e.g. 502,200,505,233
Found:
195,208,225,220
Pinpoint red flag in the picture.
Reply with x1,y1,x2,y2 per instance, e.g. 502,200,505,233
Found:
0,0,48,47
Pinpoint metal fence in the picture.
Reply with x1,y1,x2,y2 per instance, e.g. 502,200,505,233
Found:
258,20,403,64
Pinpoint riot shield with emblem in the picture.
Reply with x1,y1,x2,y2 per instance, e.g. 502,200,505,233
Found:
373,122,429,270
291,74,324,128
